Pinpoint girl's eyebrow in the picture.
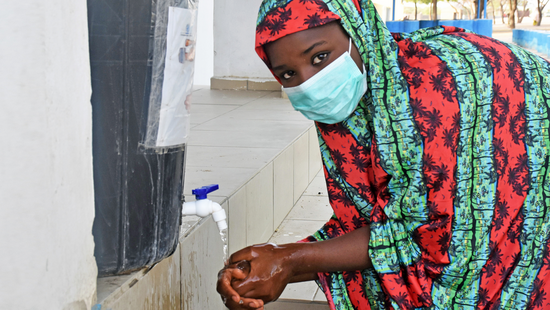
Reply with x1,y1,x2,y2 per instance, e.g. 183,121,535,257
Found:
271,64,287,71
302,41,327,55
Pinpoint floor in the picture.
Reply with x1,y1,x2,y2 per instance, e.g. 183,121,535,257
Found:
181,87,317,240
184,88,311,201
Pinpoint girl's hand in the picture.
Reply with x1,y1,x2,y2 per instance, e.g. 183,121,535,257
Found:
228,243,296,304
217,265,265,309
216,226,373,308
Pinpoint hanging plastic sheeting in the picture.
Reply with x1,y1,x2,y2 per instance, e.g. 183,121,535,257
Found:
88,0,199,276
141,0,198,151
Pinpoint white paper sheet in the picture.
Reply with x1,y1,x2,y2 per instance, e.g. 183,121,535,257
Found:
156,6,196,147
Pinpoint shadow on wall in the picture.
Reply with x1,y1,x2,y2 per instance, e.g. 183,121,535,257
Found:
386,19,494,37
513,29,550,58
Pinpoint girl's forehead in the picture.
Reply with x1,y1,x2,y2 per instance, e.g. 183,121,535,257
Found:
264,22,349,69
266,22,345,52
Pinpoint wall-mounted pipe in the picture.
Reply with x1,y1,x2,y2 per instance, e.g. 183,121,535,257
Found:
182,184,228,232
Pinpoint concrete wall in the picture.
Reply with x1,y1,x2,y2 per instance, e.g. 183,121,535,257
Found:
386,19,493,37
213,0,276,80
98,218,226,310
513,29,550,58
195,0,214,86
0,1,97,309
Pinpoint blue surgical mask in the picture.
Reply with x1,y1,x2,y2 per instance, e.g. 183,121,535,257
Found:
283,38,368,124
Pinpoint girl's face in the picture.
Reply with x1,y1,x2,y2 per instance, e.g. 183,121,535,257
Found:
264,21,364,88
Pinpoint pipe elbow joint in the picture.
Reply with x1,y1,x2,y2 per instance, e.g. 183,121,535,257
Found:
182,199,227,231
211,202,227,231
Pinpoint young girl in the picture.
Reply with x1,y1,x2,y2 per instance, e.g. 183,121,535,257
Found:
217,0,550,309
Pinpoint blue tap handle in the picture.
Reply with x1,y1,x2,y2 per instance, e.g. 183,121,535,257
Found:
192,184,219,200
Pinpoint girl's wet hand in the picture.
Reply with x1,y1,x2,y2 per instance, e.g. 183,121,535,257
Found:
217,265,264,309
228,243,295,304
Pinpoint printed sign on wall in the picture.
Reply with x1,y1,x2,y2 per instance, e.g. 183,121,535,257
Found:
156,6,197,147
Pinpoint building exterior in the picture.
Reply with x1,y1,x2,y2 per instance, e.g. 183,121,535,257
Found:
0,1,97,309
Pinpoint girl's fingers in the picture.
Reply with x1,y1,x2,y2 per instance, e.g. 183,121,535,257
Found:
242,297,264,309
217,268,243,303
234,276,265,297
225,260,251,278
230,266,248,281
224,297,264,310
228,247,254,264
236,282,258,297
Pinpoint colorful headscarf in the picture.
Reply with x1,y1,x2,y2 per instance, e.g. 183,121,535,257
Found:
256,1,550,309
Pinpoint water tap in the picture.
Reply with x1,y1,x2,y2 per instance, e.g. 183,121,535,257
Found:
182,184,227,232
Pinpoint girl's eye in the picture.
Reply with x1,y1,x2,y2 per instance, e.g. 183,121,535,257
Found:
313,53,328,65
282,71,295,80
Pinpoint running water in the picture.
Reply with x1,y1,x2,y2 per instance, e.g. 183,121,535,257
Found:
220,228,229,262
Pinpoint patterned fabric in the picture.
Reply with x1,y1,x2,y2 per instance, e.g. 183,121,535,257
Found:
255,1,550,309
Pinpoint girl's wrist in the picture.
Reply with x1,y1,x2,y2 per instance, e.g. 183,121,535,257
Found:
289,272,319,283
276,242,311,278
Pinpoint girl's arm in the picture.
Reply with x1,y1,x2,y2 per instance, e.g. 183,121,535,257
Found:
282,225,372,277
217,225,371,309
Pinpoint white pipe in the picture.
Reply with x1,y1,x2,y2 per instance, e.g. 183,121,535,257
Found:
182,199,227,231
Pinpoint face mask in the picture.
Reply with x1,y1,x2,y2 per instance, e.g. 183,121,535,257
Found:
283,38,368,125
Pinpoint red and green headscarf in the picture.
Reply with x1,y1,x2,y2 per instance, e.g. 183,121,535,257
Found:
255,0,550,309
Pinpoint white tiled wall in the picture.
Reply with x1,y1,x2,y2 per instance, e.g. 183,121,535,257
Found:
273,146,294,230
228,187,247,255
180,220,225,310
246,163,275,246
223,128,323,251
293,134,310,204
308,126,322,183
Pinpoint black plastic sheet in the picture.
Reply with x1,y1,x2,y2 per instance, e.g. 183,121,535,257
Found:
88,0,189,276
